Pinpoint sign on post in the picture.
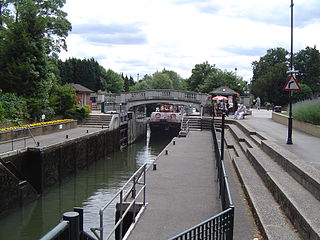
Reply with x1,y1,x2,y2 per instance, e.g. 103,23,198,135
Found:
283,75,301,91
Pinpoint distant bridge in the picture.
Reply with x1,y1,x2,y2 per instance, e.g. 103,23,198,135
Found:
102,89,210,109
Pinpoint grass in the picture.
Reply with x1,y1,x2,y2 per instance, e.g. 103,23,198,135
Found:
292,99,320,125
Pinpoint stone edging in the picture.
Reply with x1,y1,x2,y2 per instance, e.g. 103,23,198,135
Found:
272,112,320,137
0,120,78,142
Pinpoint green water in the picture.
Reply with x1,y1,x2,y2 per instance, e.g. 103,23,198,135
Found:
0,130,173,240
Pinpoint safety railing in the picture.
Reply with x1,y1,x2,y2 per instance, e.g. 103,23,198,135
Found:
0,127,38,152
40,208,95,240
169,208,234,240
90,163,147,240
179,117,190,137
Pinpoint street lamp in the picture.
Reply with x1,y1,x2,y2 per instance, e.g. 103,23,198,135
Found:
286,0,294,145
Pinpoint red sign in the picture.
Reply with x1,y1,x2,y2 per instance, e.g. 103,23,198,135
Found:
283,75,301,91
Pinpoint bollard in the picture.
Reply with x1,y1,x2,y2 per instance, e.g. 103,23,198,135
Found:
173,140,175,145
165,150,168,155
73,208,84,232
153,162,157,170
66,135,68,139
63,212,80,240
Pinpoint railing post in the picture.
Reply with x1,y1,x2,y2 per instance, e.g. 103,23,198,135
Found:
63,212,80,240
143,164,146,206
132,176,136,198
220,112,225,161
119,190,123,240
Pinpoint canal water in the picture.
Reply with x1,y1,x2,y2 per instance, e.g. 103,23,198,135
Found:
0,129,174,240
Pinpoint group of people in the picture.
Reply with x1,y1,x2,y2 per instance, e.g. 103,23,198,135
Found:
213,96,262,120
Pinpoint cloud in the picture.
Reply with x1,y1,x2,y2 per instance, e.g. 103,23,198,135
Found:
224,46,268,57
71,23,147,45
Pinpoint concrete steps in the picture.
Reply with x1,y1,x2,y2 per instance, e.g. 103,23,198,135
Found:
225,122,320,240
79,114,112,128
182,117,212,131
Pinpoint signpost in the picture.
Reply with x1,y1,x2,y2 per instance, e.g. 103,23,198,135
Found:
284,0,301,145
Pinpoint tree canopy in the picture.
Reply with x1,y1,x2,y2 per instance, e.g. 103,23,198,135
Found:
186,61,246,94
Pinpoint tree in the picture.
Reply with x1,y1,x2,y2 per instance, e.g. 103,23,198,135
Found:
291,83,313,103
294,46,320,98
187,62,246,94
186,61,215,92
104,69,124,93
251,48,290,106
0,0,71,115
49,84,76,116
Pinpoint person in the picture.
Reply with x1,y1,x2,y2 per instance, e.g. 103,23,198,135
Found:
219,100,228,116
255,96,261,110
234,104,246,119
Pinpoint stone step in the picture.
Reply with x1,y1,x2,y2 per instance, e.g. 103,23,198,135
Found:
225,130,301,240
225,124,320,240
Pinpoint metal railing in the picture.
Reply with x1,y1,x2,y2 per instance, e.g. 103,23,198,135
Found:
0,127,38,152
169,117,234,240
40,208,95,240
169,208,234,240
91,163,147,240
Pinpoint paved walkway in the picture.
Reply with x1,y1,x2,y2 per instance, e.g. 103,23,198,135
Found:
235,109,320,170
0,127,105,156
128,131,221,240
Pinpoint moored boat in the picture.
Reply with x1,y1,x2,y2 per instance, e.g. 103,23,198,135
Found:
149,103,184,134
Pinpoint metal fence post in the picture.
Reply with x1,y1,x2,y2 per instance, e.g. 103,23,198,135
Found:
63,212,80,240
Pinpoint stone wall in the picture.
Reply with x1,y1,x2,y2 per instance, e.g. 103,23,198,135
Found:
0,128,120,217
0,120,77,142
272,112,320,137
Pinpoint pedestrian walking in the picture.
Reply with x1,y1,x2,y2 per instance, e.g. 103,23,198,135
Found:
255,96,261,110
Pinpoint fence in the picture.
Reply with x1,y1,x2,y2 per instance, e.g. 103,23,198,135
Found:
169,117,234,240
90,163,147,240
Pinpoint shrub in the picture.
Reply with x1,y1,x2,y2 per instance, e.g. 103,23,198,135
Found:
0,92,29,125
293,99,320,125
64,105,90,120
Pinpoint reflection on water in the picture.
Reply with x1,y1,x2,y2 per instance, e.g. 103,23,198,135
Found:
0,129,174,240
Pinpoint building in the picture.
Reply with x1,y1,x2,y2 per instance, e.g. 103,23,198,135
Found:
69,83,94,109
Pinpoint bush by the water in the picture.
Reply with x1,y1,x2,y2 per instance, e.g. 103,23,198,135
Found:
293,99,320,125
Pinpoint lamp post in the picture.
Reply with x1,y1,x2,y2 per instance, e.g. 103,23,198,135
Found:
286,0,294,145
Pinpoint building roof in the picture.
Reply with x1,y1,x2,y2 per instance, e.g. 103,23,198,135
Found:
69,83,94,93
209,86,238,96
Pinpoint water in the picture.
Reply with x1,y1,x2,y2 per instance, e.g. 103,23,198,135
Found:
0,129,174,240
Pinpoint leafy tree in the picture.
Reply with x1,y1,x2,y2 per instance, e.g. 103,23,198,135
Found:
186,61,215,92
104,69,124,93
0,91,29,124
187,62,246,94
294,46,320,98
251,48,290,106
0,0,71,119
49,84,76,116
291,83,313,103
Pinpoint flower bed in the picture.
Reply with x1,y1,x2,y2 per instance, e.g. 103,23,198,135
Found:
0,119,77,142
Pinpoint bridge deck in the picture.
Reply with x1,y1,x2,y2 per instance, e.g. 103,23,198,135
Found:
128,131,221,240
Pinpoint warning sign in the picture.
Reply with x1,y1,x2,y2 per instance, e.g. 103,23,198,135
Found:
283,75,301,91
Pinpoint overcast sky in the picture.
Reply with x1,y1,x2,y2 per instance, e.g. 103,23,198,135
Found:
59,0,320,81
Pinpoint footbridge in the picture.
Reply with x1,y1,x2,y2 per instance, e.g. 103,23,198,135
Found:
101,89,210,109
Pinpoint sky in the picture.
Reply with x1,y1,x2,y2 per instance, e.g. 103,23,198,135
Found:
59,0,320,82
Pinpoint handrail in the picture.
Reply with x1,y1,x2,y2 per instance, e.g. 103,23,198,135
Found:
39,221,69,240
27,127,37,146
91,163,147,240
